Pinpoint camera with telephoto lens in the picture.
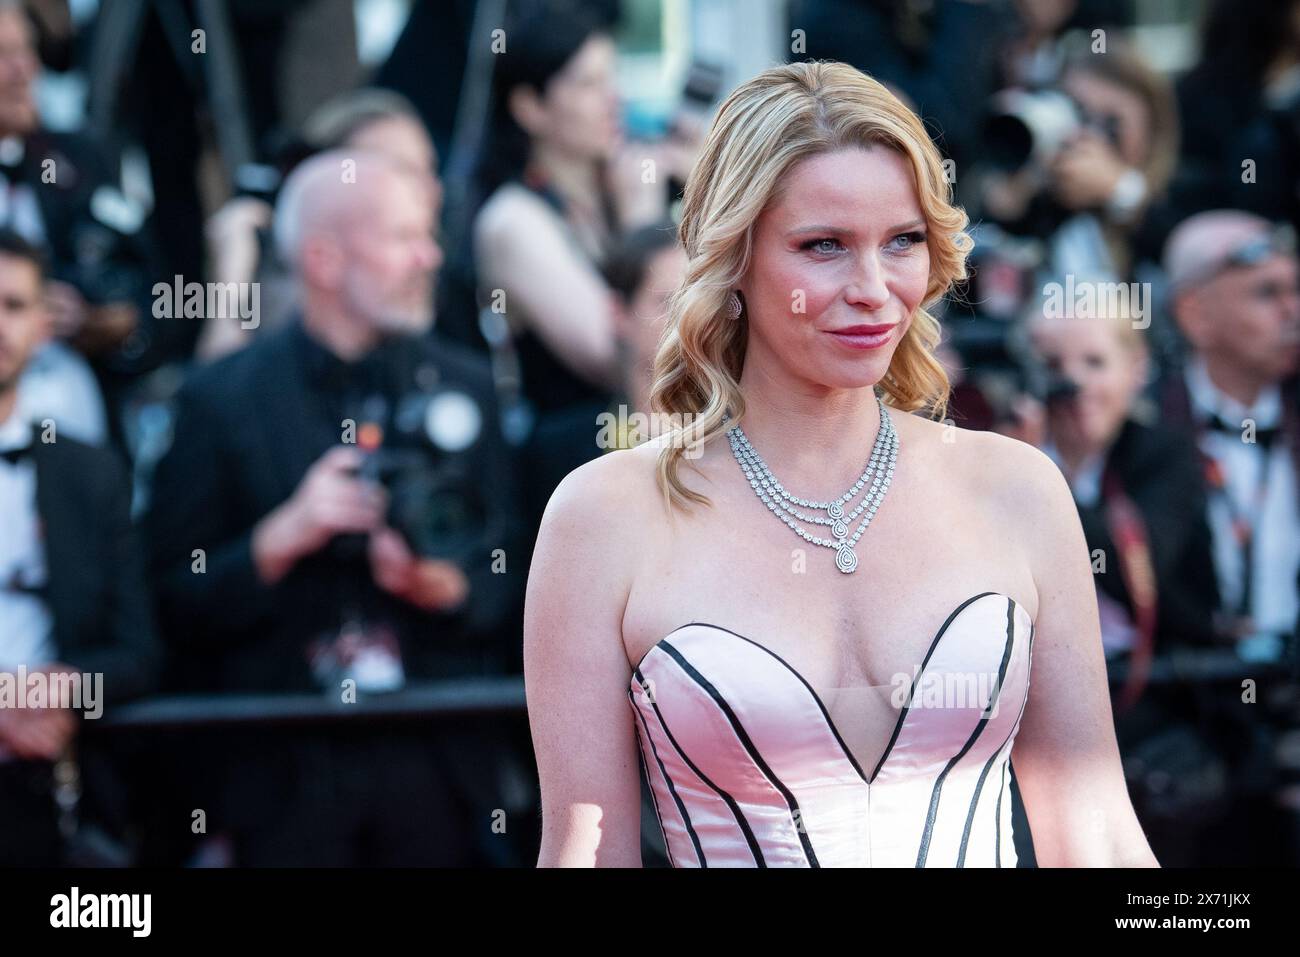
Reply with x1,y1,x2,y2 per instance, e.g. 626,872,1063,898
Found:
351,385,488,562
981,87,1123,174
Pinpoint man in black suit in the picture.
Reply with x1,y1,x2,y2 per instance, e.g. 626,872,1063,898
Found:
1156,210,1300,864
1158,211,1300,651
146,150,526,865
0,229,159,865
0,1,149,368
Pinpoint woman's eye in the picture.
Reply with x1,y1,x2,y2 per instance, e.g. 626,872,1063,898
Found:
889,231,928,251
801,237,844,255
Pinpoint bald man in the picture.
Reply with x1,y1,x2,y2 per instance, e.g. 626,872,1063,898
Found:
1154,210,1300,865
272,149,441,350
144,149,525,865
1159,210,1300,646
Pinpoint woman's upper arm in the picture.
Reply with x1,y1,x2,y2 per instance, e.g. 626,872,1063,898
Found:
523,453,645,866
991,438,1160,866
474,190,620,390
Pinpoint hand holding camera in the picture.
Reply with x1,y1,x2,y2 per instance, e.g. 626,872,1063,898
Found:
252,445,388,584
1050,128,1130,212
367,524,469,613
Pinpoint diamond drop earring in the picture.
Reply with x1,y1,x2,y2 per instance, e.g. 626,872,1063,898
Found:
725,291,743,320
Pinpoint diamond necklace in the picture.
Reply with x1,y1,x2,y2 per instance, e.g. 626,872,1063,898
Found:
723,391,897,574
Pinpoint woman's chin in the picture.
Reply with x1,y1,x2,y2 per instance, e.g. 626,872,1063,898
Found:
808,365,893,392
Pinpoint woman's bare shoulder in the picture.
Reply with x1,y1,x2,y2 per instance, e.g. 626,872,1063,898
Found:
967,427,1067,510
539,441,669,543
899,412,1068,532
475,182,559,243
899,412,1059,489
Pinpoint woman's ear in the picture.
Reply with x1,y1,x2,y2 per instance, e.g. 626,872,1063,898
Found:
508,84,547,138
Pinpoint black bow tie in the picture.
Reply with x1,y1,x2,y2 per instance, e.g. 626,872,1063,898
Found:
0,444,30,466
1204,412,1283,449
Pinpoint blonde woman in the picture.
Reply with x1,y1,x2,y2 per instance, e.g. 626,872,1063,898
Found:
524,61,1159,868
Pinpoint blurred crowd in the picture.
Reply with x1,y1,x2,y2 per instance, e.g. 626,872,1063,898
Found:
0,0,1298,867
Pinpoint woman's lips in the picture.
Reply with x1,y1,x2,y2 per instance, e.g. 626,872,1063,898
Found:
825,325,896,350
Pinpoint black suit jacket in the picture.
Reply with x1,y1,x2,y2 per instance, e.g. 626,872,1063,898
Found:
1156,367,1300,646
7,129,149,312
29,434,160,705
145,318,527,693
1075,417,1222,652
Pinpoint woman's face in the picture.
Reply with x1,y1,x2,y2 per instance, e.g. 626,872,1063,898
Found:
532,34,622,161
739,146,931,392
1061,69,1151,169
1030,317,1146,454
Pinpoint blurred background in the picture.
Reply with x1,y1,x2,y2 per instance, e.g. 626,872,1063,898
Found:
0,0,1298,867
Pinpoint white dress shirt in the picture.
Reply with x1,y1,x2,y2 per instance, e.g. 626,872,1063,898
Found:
0,135,48,243
1042,437,1106,507
17,340,108,447
0,399,57,762
1184,356,1300,641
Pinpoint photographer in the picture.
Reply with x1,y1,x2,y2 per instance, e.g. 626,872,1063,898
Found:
973,37,1179,283
1012,300,1226,866
0,0,149,369
146,150,524,865
0,229,159,865
195,87,440,362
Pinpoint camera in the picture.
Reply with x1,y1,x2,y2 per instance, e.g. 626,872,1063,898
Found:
350,384,488,562
981,87,1122,173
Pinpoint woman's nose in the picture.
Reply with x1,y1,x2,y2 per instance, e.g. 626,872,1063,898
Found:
845,254,890,310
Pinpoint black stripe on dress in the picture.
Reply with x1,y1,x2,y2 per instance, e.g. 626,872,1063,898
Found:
872,591,1001,784
659,641,819,867
957,596,1020,866
915,599,1016,867
629,686,692,867
634,662,768,866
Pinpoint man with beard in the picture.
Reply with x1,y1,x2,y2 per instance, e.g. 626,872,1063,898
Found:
147,150,524,865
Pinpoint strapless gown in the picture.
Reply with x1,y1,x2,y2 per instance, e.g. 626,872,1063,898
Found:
628,591,1035,867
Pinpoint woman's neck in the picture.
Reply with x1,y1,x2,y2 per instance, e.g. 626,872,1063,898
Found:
1051,426,1118,483
1201,354,1269,411
731,367,888,503
528,143,601,213
1054,443,1095,482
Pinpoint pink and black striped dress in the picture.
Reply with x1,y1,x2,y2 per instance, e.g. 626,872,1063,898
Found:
628,591,1036,867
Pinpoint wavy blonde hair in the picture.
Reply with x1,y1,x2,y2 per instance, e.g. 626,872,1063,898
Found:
650,60,973,514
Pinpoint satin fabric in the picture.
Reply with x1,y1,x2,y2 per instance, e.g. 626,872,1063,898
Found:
628,591,1035,867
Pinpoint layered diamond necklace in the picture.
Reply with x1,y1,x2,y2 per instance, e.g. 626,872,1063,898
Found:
723,390,897,574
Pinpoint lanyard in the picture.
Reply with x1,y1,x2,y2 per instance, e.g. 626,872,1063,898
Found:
1197,424,1275,620
1101,466,1157,712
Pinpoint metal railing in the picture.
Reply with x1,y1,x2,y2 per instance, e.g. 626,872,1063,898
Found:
81,645,1295,732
